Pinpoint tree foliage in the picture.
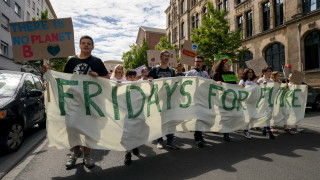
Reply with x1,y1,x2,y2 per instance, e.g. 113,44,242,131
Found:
192,1,243,65
122,38,149,69
155,35,175,50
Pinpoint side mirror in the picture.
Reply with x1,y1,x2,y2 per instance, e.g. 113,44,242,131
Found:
27,90,43,97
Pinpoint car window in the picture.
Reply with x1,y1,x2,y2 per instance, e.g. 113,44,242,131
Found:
0,73,22,97
24,75,36,91
33,76,43,90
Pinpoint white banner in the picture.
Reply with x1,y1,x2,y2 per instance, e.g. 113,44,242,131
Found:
44,71,307,151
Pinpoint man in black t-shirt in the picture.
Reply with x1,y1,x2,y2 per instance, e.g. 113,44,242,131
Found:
42,35,109,169
148,50,179,150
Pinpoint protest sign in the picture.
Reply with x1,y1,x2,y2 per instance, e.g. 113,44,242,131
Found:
45,71,307,151
245,58,268,77
135,64,146,76
290,70,305,85
180,40,196,66
9,18,75,62
147,50,176,67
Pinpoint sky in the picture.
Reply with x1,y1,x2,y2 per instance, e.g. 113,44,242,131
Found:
50,0,169,61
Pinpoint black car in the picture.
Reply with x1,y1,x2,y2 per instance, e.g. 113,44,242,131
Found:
304,82,320,111
0,70,46,153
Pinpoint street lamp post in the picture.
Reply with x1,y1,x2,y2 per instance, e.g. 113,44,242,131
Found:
297,23,303,72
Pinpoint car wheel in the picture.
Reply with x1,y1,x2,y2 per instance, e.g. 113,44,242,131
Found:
312,97,320,111
0,121,24,153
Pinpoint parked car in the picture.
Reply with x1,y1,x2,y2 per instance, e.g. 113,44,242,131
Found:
304,82,320,111
0,70,46,153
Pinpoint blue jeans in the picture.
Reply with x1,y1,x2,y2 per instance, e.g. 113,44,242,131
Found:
157,134,174,144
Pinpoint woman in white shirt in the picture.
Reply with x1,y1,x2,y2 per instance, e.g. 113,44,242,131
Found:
110,64,127,83
239,68,257,139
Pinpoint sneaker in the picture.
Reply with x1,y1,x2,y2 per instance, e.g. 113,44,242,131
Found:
295,128,304,133
266,131,275,139
284,129,294,135
132,147,139,155
166,142,180,150
243,131,252,139
65,149,82,168
223,135,231,142
195,140,204,148
195,136,205,148
83,154,95,168
124,153,132,165
157,142,163,149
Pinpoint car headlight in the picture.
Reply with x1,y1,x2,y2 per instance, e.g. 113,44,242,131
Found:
0,110,7,119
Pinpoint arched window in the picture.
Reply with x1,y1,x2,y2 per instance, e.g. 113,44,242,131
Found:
305,30,320,70
303,0,320,13
181,22,185,38
239,51,253,68
265,43,285,72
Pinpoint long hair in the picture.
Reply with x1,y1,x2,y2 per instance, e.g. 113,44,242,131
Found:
214,59,228,73
242,68,257,81
111,64,124,78
271,71,281,82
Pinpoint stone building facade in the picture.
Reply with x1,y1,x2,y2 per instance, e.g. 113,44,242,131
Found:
165,0,320,87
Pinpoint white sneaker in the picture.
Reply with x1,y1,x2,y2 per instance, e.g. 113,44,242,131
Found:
296,128,304,133
157,142,163,149
243,131,252,139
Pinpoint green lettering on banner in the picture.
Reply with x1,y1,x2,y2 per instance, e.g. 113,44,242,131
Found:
268,87,274,107
284,90,293,108
147,84,161,117
256,87,271,108
275,87,286,105
83,81,105,117
180,80,193,108
126,85,146,119
164,82,179,110
237,90,249,111
292,89,302,108
55,78,78,116
222,89,237,111
222,74,238,82
208,84,223,109
112,86,120,120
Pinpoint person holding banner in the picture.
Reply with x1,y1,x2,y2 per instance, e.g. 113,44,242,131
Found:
257,66,276,139
139,67,149,81
148,50,179,150
213,58,237,142
41,35,109,169
238,68,258,138
186,56,210,147
110,64,127,83
175,63,185,76
271,71,282,83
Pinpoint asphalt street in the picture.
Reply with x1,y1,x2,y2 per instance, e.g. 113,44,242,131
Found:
2,110,320,180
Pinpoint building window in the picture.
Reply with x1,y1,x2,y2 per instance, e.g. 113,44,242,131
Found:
181,0,185,14
191,0,196,7
265,43,285,72
274,0,284,27
37,8,39,17
173,27,177,43
173,6,177,21
246,11,253,37
168,14,171,26
181,22,185,38
168,32,171,43
237,15,243,32
1,14,9,31
32,1,35,12
192,13,199,29
224,0,229,11
27,0,30,7
0,41,9,56
303,0,320,13
239,51,253,68
218,2,223,11
304,30,320,70
236,0,243,5
14,3,21,17
3,0,10,5
263,2,270,31
27,12,30,21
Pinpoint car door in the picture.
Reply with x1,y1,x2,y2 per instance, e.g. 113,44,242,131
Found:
33,76,45,121
23,75,40,125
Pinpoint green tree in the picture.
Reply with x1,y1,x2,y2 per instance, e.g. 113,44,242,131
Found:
122,38,149,69
23,9,68,72
192,1,243,65
155,35,175,50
